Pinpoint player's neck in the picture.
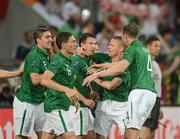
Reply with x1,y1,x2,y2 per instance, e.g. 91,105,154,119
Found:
37,45,48,52
128,38,136,46
151,55,155,60
112,53,123,62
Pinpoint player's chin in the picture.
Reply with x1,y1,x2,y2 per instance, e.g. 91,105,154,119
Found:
47,45,52,50
154,52,159,56
108,52,112,57
90,50,95,55
70,49,76,54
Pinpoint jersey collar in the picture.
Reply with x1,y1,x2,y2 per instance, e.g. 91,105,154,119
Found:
36,46,49,57
58,51,71,62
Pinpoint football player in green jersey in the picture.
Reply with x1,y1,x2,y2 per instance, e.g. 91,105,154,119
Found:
92,36,130,139
83,24,157,139
41,32,94,139
13,25,53,139
71,33,98,139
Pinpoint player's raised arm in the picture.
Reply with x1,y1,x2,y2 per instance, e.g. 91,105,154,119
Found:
0,69,23,78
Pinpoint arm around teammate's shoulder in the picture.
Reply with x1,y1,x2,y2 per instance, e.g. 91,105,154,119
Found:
98,59,130,78
94,77,122,90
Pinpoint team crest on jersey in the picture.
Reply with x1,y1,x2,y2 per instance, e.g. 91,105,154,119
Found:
30,60,37,67
72,61,80,68
51,60,58,66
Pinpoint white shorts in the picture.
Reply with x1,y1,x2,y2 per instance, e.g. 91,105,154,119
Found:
13,96,46,137
94,100,127,137
69,106,94,136
126,89,157,129
43,109,74,136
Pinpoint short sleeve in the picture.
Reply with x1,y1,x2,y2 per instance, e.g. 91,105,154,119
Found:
26,56,41,73
48,56,61,74
122,46,136,65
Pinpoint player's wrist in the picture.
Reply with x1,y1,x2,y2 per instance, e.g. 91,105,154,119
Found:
64,87,71,94
81,97,86,104
96,71,101,78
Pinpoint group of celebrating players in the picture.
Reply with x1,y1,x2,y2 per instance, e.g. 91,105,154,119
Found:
0,23,162,139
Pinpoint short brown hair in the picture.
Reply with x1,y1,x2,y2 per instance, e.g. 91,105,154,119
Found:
33,25,49,44
123,24,139,38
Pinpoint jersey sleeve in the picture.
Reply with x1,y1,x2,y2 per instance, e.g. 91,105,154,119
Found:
116,70,130,91
48,56,61,74
118,70,130,84
122,46,136,65
26,55,41,73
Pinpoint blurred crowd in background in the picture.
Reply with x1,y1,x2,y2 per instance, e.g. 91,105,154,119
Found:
0,0,179,107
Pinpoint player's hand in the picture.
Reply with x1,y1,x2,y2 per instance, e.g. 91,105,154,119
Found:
87,66,103,74
83,99,95,109
65,88,80,113
87,64,102,71
82,72,99,86
65,88,79,103
76,47,89,56
89,90,100,102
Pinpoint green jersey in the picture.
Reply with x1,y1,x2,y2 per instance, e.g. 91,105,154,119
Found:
95,56,130,102
71,54,91,107
123,40,156,93
16,46,49,104
44,52,74,112
71,52,111,107
100,71,130,102
91,52,129,102
90,52,111,64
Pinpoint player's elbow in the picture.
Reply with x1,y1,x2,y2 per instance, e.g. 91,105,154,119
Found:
31,79,40,86
106,84,116,90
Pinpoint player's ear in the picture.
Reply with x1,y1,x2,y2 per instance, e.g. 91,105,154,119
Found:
36,38,41,44
119,47,124,52
81,43,87,51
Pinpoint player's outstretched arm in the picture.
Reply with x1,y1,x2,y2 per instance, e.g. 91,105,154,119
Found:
0,69,23,78
88,62,119,71
94,77,122,90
